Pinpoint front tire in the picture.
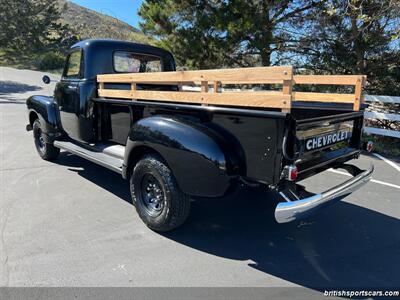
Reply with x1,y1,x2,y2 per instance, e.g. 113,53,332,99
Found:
33,119,60,161
130,154,190,232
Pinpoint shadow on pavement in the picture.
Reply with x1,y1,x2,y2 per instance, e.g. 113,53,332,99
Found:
58,152,132,204
0,80,41,94
56,152,400,290
167,188,400,290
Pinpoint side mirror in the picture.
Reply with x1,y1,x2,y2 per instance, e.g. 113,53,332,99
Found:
42,75,51,84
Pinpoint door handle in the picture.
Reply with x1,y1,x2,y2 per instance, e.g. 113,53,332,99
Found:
66,85,78,90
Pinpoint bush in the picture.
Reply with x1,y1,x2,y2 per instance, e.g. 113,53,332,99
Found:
35,52,65,71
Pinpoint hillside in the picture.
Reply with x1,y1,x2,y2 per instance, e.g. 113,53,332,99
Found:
58,0,152,44
0,0,154,72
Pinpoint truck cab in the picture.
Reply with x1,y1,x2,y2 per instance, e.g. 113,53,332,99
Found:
51,39,176,143
26,39,373,231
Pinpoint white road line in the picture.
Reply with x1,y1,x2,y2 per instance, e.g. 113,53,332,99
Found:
372,152,400,173
327,169,400,190
369,179,400,190
327,169,353,177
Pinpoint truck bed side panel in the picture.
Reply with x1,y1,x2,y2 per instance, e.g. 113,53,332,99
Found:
211,113,286,184
94,99,287,187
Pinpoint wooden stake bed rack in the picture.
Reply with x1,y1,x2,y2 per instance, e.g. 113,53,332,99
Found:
97,66,366,112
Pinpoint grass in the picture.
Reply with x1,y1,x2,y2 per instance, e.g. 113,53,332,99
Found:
1,49,37,69
0,48,63,76
0,60,62,76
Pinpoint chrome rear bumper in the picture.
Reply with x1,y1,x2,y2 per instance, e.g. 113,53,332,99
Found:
275,164,374,223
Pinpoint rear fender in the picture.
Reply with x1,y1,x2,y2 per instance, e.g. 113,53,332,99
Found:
123,116,242,197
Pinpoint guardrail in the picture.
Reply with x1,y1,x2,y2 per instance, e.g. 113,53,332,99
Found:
364,95,400,138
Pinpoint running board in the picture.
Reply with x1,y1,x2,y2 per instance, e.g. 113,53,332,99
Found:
54,141,124,174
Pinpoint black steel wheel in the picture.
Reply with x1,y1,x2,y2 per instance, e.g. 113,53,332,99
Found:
140,173,165,217
33,119,60,161
130,154,190,232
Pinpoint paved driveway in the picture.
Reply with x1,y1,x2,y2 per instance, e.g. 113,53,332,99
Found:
1,67,399,290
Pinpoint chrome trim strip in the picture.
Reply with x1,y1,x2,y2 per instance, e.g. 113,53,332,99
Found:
275,164,374,223
54,141,123,174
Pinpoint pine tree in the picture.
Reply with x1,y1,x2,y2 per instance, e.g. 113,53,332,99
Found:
138,0,321,69
293,0,400,95
0,0,71,59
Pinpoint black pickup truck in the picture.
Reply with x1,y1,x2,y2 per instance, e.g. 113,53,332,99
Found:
26,39,373,232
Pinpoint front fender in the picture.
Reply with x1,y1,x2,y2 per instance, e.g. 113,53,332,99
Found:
26,95,62,142
123,116,240,197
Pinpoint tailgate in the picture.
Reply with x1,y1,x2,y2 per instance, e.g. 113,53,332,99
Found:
292,111,364,180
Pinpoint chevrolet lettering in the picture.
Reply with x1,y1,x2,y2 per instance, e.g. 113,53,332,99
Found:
305,131,352,151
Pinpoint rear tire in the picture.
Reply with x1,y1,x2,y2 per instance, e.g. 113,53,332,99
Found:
130,154,190,232
33,119,60,161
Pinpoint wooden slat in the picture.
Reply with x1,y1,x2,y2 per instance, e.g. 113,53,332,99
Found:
97,66,293,84
293,75,360,85
292,92,355,103
213,81,219,93
217,79,287,84
121,75,362,86
99,89,131,99
131,83,137,100
353,76,364,111
201,81,208,93
201,81,208,106
98,89,291,109
282,79,293,113
98,80,286,85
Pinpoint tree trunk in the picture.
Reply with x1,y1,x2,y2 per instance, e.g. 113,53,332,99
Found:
261,48,271,66
350,16,365,73
260,2,272,66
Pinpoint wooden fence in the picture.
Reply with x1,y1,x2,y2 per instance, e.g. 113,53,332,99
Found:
364,95,400,138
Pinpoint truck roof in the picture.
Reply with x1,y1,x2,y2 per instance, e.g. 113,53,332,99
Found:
69,39,176,79
71,39,173,56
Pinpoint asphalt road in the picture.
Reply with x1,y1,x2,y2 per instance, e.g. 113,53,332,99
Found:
1,67,399,291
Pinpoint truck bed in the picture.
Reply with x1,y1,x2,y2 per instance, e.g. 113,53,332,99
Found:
93,66,366,187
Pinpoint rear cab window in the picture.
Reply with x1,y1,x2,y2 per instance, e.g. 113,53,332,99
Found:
113,51,163,73
63,49,82,78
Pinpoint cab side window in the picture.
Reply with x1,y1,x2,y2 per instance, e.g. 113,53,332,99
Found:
64,50,82,78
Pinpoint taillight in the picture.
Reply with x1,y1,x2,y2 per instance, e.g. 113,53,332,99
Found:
286,165,298,181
